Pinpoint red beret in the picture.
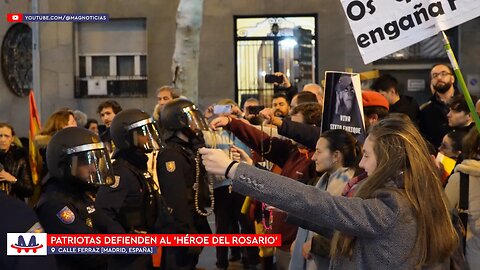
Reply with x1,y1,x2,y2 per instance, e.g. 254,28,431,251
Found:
362,90,389,110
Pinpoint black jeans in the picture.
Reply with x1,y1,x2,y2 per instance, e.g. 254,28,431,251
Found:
214,186,259,268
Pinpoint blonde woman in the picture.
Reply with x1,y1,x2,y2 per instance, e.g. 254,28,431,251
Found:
200,117,457,269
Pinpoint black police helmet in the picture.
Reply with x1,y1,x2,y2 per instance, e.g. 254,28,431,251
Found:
161,99,208,132
110,108,162,151
47,127,103,180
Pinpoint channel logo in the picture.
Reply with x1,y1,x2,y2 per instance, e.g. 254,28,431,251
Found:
7,233,47,255
6,13,23,22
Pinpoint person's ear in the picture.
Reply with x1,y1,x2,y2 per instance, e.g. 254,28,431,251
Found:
368,114,379,126
332,150,343,165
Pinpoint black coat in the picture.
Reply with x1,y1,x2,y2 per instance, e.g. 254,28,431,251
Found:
390,95,420,125
0,145,33,200
95,150,160,270
156,138,211,235
278,118,321,151
419,93,454,148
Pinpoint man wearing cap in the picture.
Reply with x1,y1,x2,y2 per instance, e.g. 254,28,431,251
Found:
361,90,390,131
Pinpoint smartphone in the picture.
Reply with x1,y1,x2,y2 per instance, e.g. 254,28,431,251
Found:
247,105,265,115
213,104,232,115
264,74,284,84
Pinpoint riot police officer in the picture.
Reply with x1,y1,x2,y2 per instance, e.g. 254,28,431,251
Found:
95,108,169,270
1,189,57,270
157,99,213,270
35,127,118,270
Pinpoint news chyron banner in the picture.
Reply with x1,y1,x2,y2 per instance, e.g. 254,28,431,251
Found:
340,0,480,63
7,234,281,256
321,71,366,143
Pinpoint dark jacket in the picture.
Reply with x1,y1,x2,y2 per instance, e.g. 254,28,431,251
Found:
96,150,163,270
36,178,111,270
419,93,455,148
96,150,160,233
278,118,321,151
0,191,57,270
0,145,33,200
390,95,420,125
228,118,316,250
156,138,212,235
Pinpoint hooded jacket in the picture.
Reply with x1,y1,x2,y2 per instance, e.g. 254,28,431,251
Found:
445,159,480,270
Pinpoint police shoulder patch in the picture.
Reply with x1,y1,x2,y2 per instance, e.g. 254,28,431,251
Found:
27,222,44,233
166,161,176,172
110,175,121,188
56,206,75,224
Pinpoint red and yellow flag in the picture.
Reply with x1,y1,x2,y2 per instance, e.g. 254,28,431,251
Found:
29,90,42,185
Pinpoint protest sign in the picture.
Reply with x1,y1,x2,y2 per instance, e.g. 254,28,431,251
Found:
321,71,366,143
340,0,480,63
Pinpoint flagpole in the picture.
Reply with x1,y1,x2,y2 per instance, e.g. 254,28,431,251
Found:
32,0,42,119
440,31,480,134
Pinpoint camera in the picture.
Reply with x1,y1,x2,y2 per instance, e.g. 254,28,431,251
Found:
213,104,232,115
247,105,265,115
264,74,284,84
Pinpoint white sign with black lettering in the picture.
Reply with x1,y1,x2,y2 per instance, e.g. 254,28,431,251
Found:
340,0,480,63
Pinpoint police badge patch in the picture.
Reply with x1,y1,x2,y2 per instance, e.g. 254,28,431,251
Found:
56,206,75,224
166,161,176,172
27,222,44,233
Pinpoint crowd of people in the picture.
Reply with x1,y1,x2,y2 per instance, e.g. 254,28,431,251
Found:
1,63,480,270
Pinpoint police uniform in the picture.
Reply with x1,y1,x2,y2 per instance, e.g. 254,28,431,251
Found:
33,127,117,270
0,190,57,270
96,151,159,269
157,138,212,270
36,178,112,270
95,109,172,270
158,99,212,270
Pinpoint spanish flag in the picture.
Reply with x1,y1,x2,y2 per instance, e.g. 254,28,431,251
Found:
29,90,42,185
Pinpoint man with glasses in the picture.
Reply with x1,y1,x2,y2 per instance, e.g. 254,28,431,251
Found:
419,63,458,148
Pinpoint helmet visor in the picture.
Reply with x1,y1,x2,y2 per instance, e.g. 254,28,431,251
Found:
66,144,114,186
131,122,163,152
184,106,209,131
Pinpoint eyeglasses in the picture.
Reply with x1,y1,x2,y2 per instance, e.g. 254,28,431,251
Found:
431,71,452,79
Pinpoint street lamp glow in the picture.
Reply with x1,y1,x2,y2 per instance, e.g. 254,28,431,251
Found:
279,38,298,48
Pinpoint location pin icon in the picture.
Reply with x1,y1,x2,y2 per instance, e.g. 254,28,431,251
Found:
51,247,56,253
